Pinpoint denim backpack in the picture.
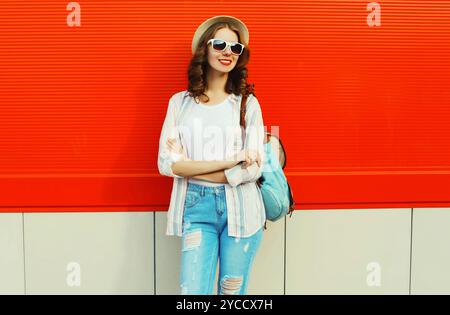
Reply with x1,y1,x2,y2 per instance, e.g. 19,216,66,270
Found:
240,88,295,227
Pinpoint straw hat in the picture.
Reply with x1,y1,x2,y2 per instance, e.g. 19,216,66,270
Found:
191,15,249,55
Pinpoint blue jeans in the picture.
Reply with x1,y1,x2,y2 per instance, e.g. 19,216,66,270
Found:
180,182,263,295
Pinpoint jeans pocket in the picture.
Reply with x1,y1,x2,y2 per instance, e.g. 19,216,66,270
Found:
184,190,201,209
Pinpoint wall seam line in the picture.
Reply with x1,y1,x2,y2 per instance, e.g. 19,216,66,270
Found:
22,213,27,295
409,208,414,295
153,211,156,295
284,216,287,295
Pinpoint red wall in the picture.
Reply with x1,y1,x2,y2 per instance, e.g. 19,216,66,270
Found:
1,0,450,212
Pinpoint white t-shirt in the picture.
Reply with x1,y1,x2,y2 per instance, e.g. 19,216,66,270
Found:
178,94,237,187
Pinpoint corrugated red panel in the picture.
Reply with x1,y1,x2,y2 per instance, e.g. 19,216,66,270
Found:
1,0,450,212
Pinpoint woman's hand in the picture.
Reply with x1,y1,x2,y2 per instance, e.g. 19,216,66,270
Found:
227,149,261,169
242,149,261,168
167,138,191,161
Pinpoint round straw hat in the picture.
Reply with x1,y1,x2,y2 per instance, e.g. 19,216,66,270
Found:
191,15,249,55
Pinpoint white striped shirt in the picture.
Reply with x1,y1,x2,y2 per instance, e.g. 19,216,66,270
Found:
157,90,266,238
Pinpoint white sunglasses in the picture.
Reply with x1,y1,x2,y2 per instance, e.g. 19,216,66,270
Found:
207,38,245,55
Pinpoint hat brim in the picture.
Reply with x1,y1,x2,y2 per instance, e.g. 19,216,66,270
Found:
191,15,249,55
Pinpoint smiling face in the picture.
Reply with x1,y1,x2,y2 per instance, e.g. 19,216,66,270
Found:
206,27,240,74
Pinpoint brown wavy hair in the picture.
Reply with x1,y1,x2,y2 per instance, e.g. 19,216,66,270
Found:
187,22,255,103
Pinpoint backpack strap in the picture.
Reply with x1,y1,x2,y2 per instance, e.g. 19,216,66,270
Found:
287,182,295,218
267,133,288,169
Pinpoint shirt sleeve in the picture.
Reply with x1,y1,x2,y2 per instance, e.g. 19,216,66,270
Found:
224,95,266,187
157,94,185,179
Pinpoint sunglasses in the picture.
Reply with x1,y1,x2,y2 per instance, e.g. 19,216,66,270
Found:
207,39,245,56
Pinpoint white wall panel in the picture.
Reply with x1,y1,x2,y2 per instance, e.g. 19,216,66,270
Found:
0,214,25,295
24,212,153,294
155,212,182,294
286,209,411,294
411,208,450,295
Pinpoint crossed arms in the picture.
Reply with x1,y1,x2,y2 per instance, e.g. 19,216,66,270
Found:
157,93,265,187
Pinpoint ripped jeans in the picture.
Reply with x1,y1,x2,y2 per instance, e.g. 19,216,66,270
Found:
180,182,263,295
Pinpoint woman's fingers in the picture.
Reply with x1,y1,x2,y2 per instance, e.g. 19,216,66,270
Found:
241,150,258,169
246,150,257,164
167,140,175,150
243,150,262,168
167,138,178,147
166,138,184,154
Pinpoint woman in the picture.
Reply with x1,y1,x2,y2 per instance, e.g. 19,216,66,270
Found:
157,15,266,295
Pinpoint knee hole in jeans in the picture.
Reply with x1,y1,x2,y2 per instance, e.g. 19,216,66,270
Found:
182,229,202,252
220,275,243,295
